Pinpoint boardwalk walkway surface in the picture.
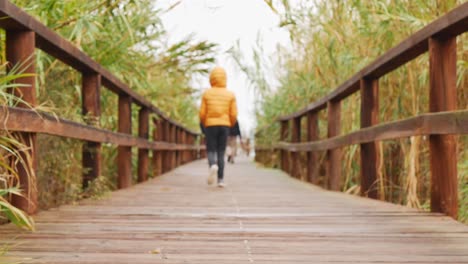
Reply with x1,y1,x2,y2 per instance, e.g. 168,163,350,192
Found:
1,157,467,263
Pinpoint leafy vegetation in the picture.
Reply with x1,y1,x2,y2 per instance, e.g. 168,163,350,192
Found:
244,0,467,221
0,65,35,231
0,0,217,211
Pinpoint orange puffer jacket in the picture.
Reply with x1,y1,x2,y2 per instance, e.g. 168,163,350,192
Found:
199,67,237,127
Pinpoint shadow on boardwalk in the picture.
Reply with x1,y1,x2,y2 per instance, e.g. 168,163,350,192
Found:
1,157,467,263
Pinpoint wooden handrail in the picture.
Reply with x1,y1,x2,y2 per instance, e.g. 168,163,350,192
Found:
277,111,468,152
257,3,468,219
0,107,201,150
0,0,204,214
0,0,197,135
278,2,468,121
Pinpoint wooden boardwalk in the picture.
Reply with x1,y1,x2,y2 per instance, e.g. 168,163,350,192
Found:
1,157,467,264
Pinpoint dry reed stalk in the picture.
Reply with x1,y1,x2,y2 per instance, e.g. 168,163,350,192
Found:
405,136,422,208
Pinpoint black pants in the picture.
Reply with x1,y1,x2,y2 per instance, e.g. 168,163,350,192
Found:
205,126,229,180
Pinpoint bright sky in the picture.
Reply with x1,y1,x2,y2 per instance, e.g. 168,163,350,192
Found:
160,0,291,137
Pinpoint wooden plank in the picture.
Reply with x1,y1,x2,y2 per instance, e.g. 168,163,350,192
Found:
6,29,38,215
360,78,380,199
82,73,102,188
277,2,468,121
138,108,150,183
306,111,319,184
429,37,458,219
1,158,467,263
117,95,132,189
0,107,197,150
277,110,468,152
327,101,341,191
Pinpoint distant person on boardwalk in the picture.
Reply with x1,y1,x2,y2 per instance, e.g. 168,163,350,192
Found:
199,66,237,187
227,121,241,164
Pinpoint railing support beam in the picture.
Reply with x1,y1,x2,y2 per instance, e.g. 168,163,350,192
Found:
280,120,289,173
138,108,149,182
291,117,301,179
152,118,163,177
117,95,132,189
307,111,319,184
327,101,341,191
7,30,38,214
429,37,458,219
82,73,102,188
360,78,380,199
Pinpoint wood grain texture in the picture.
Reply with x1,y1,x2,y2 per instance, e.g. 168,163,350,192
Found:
429,37,458,219
1,158,467,263
360,78,380,199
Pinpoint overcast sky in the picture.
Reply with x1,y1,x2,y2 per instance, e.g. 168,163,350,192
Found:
160,0,292,137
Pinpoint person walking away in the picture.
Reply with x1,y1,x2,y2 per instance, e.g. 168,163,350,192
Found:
227,121,241,163
199,66,237,187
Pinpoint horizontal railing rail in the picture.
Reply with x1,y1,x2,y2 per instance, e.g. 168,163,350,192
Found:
256,2,468,219
0,0,204,215
0,107,201,151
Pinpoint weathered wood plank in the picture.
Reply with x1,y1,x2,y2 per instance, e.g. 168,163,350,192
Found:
2,158,466,263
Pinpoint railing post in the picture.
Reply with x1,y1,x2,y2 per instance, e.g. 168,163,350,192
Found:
176,127,181,166
117,95,132,188
307,111,319,184
181,130,187,164
327,101,341,191
360,78,380,199
162,121,172,173
170,124,177,170
429,37,458,219
190,134,196,161
137,108,149,182
152,118,163,177
280,120,290,173
199,135,205,159
291,116,301,179
187,133,192,162
7,30,38,214
82,73,101,189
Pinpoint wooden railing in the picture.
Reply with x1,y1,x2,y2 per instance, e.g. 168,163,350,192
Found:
0,1,204,215
255,3,468,219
